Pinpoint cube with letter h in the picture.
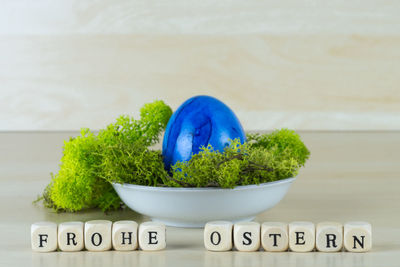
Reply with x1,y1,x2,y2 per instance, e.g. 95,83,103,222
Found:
112,220,138,251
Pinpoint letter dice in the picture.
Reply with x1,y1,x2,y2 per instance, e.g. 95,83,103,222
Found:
58,221,84,251
233,222,260,252
261,222,289,252
289,221,315,252
204,221,233,251
84,220,112,251
31,222,58,252
344,222,372,252
112,220,138,251
138,222,166,251
316,222,343,252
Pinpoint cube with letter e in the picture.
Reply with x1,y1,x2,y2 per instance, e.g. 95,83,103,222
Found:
138,222,166,251
289,221,315,252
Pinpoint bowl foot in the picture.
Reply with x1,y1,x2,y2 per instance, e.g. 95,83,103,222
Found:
151,216,256,228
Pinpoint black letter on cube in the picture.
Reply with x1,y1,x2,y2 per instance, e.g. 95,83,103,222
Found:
242,232,252,245
91,233,103,246
121,232,132,245
326,234,337,248
38,234,48,248
269,233,282,247
210,231,221,245
295,232,305,245
148,231,158,245
67,232,78,246
353,236,365,249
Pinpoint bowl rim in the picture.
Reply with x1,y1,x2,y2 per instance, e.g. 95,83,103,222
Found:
112,177,296,192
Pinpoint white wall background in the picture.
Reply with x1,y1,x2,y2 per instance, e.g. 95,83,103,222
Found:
1,0,400,131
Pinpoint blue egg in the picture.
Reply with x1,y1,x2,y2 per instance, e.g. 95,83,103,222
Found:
162,95,246,169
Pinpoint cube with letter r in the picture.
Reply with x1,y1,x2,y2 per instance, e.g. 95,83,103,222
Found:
58,221,84,251
316,222,343,252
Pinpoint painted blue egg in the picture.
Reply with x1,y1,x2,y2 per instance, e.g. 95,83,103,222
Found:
162,95,246,169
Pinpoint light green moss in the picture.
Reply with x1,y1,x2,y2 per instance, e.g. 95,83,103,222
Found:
36,100,172,212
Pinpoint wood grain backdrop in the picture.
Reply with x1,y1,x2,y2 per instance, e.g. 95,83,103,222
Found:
1,0,399,131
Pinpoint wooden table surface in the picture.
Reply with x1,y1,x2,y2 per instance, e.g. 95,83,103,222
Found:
0,131,399,267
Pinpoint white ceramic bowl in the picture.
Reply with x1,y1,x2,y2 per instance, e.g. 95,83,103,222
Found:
112,177,295,228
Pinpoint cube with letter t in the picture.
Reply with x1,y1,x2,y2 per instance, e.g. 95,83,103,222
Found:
261,222,289,252
138,222,166,251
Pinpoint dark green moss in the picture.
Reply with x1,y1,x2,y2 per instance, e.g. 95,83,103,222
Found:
168,130,310,188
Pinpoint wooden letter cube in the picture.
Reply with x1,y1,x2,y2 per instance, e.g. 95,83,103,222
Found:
58,221,84,252
261,222,288,252
204,221,233,251
344,221,372,252
233,222,260,252
84,220,112,251
31,222,58,252
112,220,138,251
138,222,166,251
289,221,315,252
316,222,343,252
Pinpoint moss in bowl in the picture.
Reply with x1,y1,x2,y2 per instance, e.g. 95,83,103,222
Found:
107,129,309,227
35,99,310,227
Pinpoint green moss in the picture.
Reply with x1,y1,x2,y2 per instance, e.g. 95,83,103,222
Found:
36,100,310,213
99,143,169,186
169,130,310,188
47,129,112,212
36,100,172,212
246,129,310,167
97,100,172,187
